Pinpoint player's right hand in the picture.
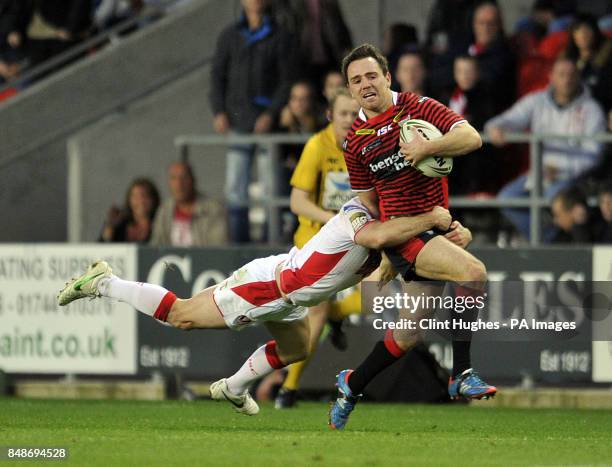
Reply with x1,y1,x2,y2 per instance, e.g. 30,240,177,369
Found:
431,206,452,231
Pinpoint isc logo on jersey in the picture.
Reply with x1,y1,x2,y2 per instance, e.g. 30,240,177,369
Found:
377,124,393,136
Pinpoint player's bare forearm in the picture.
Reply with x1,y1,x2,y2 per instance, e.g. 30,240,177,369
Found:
428,122,482,157
355,207,450,249
290,188,334,224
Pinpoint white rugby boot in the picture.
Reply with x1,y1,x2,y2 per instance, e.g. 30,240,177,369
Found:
210,379,260,416
58,260,113,306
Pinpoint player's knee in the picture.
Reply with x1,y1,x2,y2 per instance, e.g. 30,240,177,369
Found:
465,259,487,284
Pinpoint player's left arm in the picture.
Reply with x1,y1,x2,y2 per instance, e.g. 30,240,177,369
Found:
426,121,482,157
401,121,482,166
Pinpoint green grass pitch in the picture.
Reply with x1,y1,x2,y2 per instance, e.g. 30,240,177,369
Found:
2,399,611,466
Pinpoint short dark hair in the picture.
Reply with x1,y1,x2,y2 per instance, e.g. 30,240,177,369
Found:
341,43,389,84
554,186,587,210
598,180,612,197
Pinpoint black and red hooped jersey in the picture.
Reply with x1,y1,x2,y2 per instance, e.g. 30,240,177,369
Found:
343,91,466,220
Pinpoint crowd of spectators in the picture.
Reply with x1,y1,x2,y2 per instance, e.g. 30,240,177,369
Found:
0,0,184,102
90,0,612,246
204,0,610,246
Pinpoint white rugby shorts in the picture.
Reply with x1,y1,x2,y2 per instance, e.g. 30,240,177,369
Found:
212,254,307,330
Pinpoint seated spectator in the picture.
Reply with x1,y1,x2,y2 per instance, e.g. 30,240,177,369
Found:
596,181,612,243
321,69,343,103
150,161,227,246
550,186,594,243
100,178,160,243
563,13,612,110
393,50,427,96
431,1,516,108
485,57,606,241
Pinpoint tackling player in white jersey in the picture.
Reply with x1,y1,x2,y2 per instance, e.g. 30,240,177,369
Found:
58,198,460,415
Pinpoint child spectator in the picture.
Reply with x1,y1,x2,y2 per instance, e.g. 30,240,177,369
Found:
443,55,499,195
431,2,516,109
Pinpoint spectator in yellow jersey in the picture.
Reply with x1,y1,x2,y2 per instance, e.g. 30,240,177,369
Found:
274,88,360,408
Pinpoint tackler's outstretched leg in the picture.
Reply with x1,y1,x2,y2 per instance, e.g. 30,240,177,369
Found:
58,260,227,329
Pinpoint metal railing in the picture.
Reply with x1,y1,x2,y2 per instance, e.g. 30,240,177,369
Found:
174,132,612,245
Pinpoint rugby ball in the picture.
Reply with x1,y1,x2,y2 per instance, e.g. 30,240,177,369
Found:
399,119,453,177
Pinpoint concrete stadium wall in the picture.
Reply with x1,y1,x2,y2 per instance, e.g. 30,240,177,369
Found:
0,0,236,242
68,66,226,242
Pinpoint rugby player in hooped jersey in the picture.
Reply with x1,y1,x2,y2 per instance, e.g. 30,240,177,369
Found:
329,44,496,430
58,198,459,416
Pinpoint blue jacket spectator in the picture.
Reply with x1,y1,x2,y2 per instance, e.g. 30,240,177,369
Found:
209,0,295,243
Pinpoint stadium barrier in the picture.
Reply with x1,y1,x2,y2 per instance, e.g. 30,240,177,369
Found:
1,244,611,388
168,132,612,245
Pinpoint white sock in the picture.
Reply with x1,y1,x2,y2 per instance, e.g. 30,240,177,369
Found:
226,342,284,395
98,275,176,324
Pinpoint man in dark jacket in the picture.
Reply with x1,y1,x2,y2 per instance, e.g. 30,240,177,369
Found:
210,0,295,243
